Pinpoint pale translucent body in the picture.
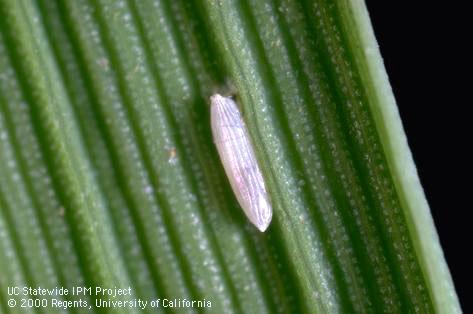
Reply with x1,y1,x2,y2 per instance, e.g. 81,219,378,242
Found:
210,94,272,232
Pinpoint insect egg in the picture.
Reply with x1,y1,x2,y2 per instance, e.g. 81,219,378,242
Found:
210,94,272,232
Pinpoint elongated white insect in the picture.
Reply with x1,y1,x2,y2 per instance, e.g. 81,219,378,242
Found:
210,94,272,232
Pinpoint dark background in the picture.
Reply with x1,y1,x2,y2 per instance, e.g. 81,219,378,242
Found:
365,1,466,311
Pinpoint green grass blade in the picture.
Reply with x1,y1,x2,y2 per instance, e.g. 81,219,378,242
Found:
0,0,460,313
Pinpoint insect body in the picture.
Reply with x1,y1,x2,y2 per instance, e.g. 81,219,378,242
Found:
210,94,272,232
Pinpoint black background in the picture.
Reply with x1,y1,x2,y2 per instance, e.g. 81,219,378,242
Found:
365,1,466,311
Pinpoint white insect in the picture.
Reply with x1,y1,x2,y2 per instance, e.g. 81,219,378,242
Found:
210,94,272,232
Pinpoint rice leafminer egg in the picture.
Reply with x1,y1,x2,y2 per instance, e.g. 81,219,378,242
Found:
210,94,272,232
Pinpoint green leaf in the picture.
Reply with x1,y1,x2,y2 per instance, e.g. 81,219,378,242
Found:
0,0,460,313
